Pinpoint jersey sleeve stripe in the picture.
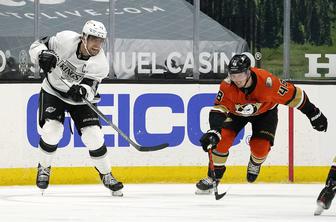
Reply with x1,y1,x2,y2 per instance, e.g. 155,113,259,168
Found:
212,105,229,113
287,87,304,108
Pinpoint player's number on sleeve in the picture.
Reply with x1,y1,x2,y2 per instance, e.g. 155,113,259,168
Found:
278,79,289,96
216,91,224,101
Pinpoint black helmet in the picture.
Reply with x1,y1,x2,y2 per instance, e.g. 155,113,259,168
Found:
228,54,251,74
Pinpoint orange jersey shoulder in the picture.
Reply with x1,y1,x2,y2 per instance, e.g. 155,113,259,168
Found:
212,67,303,116
251,67,301,106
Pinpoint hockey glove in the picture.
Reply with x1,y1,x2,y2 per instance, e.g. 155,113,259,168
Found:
199,129,221,152
67,85,87,102
38,50,58,73
306,107,328,132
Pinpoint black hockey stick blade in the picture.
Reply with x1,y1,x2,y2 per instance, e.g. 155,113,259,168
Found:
215,191,227,200
213,182,227,200
135,143,170,152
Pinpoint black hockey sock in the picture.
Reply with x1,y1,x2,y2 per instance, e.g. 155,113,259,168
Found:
326,166,336,186
207,165,226,180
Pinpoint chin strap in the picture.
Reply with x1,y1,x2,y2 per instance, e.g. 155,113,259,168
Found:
82,36,92,57
242,72,251,89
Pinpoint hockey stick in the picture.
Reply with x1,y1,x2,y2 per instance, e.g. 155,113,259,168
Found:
81,97,169,151
58,77,169,152
208,149,226,200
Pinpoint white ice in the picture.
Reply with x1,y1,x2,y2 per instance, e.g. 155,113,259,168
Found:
0,184,335,222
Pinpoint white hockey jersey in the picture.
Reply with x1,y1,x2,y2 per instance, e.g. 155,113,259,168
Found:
29,31,109,105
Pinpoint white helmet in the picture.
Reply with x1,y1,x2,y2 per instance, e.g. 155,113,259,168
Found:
82,20,107,39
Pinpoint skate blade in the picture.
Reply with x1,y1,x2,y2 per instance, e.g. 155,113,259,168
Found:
111,190,123,197
195,189,213,195
40,189,46,196
314,201,325,216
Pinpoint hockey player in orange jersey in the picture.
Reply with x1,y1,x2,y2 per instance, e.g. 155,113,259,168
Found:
196,54,328,194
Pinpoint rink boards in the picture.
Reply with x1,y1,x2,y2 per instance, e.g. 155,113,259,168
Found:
0,83,334,184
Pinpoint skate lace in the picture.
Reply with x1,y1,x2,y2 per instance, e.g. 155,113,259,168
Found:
37,166,50,182
248,162,260,175
102,173,118,186
202,177,214,185
38,166,50,176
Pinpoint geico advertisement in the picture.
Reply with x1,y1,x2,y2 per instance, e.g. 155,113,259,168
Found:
26,91,244,149
2,83,335,167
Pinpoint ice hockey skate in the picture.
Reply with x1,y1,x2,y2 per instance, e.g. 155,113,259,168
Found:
36,163,51,195
247,159,261,183
314,180,336,216
98,171,124,197
195,177,218,195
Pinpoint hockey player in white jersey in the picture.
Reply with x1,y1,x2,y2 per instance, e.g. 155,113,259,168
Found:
29,20,123,196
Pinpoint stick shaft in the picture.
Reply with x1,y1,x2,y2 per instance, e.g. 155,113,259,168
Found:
208,149,226,200
82,97,140,148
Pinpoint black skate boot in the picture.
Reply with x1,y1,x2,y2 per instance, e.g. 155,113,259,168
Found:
97,170,124,197
195,177,218,195
247,159,261,183
36,163,51,193
314,179,336,216
196,164,226,195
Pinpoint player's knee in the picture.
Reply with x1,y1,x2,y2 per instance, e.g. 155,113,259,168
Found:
250,138,271,159
41,119,64,145
81,125,104,149
216,129,236,153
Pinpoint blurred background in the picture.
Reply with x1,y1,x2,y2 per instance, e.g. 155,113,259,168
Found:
1,0,335,81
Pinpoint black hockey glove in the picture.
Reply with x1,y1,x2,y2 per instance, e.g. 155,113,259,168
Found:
67,85,87,102
38,50,57,73
199,129,222,152
306,107,328,132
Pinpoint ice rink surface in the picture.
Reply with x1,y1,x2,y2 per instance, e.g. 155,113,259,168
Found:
0,184,335,222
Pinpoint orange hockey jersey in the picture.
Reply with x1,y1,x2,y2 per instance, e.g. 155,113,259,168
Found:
212,67,305,117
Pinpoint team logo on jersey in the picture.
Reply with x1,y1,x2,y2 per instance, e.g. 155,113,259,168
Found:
57,60,84,82
235,103,261,116
265,77,273,88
